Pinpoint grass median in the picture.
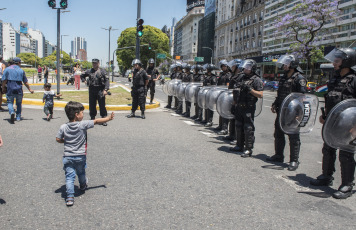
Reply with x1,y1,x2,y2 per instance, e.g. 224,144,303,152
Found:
23,86,132,105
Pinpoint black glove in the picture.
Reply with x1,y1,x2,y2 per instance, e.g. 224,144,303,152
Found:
241,83,252,93
144,86,148,96
230,105,236,114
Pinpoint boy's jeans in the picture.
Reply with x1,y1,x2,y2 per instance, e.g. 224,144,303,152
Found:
44,106,53,116
63,156,87,198
6,94,22,118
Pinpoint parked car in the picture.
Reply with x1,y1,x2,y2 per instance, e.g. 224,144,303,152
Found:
264,81,279,91
306,82,317,93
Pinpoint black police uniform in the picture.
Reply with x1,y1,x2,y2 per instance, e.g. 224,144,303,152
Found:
174,71,184,113
217,70,232,133
202,73,217,123
269,71,307,165
225,72,242,138
182,71,193,117
311,71,356,191
131,68,148,113
192,72,204,119
146,67,159,103
232,73,263,156
167,71,176,108
80,68,109,119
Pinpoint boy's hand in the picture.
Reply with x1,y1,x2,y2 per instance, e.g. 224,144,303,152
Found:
109,112,115,120
0,135,3,147
56,137,64,143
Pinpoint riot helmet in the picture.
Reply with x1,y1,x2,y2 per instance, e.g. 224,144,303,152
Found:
219,59,228,69
239,59,257,73
276,54,303,73
148,58,155,64
325,48,356,71
132,59,142,66
182,63,191,71
192,64,202,72
205,64,217,72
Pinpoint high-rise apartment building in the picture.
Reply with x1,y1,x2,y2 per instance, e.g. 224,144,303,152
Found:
28,28,45,58
2,23,20,60
71,37,87,59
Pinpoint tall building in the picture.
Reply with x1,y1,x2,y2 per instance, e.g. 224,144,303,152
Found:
169,17,177,56
215,0,265,64
45,40,56,57
0,20,3,57
71,37,87,59
174,5,205,63
2,23,20,60
28,28,45,58
77,49,87,61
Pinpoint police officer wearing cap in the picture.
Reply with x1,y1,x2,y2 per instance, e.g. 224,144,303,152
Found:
146,58,160,104
174,63,184,114
182,64,193,117
191,65,204,120
80,59,110,125
230,59,263,157
202,64,218,126
127,59,149,119
266,55,307,171
215,60,231,133
310,48,356,199
165,64,177,109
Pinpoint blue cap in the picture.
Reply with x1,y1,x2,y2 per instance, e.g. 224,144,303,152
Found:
13,57,21,63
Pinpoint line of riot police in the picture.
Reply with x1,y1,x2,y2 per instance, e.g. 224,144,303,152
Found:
163,47,356,200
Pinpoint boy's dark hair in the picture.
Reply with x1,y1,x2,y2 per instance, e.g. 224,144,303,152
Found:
65,101,84,121
44,83,51,88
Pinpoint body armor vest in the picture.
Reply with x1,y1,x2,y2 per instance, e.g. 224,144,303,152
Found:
203,74,217,86
217,71,231,86
236,74,259,108
88,68,107,87
182,73,193,82
193,73,203,82
275,72,306,107
325,73,356,114
174,72,183,80
170,72,176,80
133,69,146,87
146,67,158,81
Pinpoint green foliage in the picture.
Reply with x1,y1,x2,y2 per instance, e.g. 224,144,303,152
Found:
116,25,170,71
23,68,38,75
79,61,93,70
17,53,41,67
41,50,72,69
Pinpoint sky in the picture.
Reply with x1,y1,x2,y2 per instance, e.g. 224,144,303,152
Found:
0,0,187,67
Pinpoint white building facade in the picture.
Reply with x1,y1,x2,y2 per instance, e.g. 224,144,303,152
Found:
2,23,19,60
28,28,45,58
71,37,87,59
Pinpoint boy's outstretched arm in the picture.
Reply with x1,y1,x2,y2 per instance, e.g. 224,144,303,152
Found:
56,93,62,98
94,112,115,125
56,137,64,143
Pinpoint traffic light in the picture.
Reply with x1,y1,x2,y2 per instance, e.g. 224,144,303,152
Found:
148,42,152,50
60,0,68,9
48,0,56,8
137,18,144,37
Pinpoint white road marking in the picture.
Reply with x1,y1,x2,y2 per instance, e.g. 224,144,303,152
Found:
275,175,312,192
183,121,199,126
170,113,181,117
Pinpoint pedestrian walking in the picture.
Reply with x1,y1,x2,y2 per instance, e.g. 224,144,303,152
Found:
0,55,6,111
80,59,110,126
37,65,43,82
1,57,34,123
56,101,114,206
146,59,160,104
127,59,149,119
73,63,82,90
43,65,49,84
43,83,62,121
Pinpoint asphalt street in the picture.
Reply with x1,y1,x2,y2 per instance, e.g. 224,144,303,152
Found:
0,77,355,229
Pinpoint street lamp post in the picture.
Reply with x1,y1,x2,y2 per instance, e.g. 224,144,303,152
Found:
102,26,118,69
202,47,214,64
60,34,68,75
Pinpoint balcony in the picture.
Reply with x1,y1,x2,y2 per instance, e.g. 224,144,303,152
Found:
236,26,239,30
259,17,263,21
247,35,250,38
258,31,262,36
253,19,256,23
252,33,255,38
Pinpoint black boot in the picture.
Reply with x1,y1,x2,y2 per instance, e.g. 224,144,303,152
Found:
332,185,354,199
218,130,228,135
204,122,213,127
266,154,284,162
310,174,334,186
229,145,243,152
288,137,300,171
141,111,145,119
127,112,135,118
191,115,198,119
241,149,253,158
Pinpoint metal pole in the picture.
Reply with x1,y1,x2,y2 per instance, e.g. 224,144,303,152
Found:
112,50,115,82
135,0,141,59
56,8,60,94
108,26,111,68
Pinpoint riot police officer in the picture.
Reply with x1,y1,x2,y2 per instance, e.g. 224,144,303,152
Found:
224,59,242,140
80,59,110,126
266,55,307,171
146,58,160,104
310,48,356,199
174,63,184,114
202,64,218,126
127,59,149,119
165,64,177,109
191,65,204,120
182,63,193,117
230,59,263,157
215,60,232,133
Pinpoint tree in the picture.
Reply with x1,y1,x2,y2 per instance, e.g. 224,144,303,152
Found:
80,61,93,70
17,53,41,67
116,25,170,71
275,0,339,77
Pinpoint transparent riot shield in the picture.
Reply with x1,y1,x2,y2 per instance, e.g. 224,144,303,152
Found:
322,99,356,153
167,79,182,96
163,80,170,95
255,97,263,117
177,83,189,101
216,89,235,119
185,83,202,102
206,86,228,111
197,86,214,109
279,93,319,134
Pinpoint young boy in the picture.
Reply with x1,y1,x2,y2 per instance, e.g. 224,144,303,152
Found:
43,83,61,121
56,101,114,206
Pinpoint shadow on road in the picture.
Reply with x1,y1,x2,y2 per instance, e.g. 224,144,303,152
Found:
55,184,107,200
254,153,288,170
0,198,6,204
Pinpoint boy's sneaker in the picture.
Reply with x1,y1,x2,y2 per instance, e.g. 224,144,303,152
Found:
47,114,51,121
80,177,88,191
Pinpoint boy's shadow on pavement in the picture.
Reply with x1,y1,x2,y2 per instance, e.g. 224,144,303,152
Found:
0,198,6,204
3,118,34,124
55,184,107,200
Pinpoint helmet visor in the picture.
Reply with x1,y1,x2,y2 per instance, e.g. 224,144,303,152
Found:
238,60,254,71
276,55,294,68
324,48,347,65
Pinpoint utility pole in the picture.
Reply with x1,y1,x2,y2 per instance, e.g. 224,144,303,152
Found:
135,0,141,59
101,26,118,69
56,8,60,93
